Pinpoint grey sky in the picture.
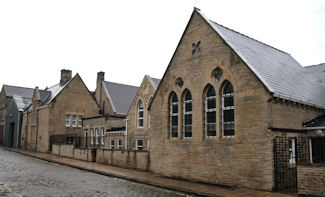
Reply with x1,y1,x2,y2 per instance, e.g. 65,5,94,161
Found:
0,0,324,91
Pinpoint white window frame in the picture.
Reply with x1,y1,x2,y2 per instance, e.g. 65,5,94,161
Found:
136,139,143,150
170,93,178,139
137,100,144,128
101,128,105,145
110,139,115,149
95,128,99,145
205,87,216,138
222,83,235,137
72,115,77,127
117,139,122,149
90,128,94,145
148,114,151,128
183,90,192,138
65,115,71,127
78,116,82,128
84,129,88,147
288,138,296,165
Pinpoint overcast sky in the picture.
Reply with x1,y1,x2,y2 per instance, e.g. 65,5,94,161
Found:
0,0,324,91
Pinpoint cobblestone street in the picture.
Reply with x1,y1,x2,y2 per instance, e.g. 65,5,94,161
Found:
0,148,190,197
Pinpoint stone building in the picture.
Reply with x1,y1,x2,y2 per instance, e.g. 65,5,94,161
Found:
83,72,138,150
0,85,34,144
126,75,160,150
3,95,31,148
147,8,325,192
20,69,98,152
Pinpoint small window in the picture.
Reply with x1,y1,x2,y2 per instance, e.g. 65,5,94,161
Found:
212,68,223,82
183,89,192,138
148,114,151,128
170,92,178,138
136,139,143,150
311,138,325,163
66,137,74,144
110,139,115,149
72,115,77,127
205,85,216,137
288,138,296,165
95,128,99,145
78,116,82,127
90,129,94,145
222,82,235,137
137,100,144,128
65,115,71,127
117,139,122,149
101,128,105,145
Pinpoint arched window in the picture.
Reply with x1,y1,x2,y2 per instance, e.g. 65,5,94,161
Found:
205,85,216,137
170,92,178,138
222,81,234,136
183,90,192,138
137,100,144,128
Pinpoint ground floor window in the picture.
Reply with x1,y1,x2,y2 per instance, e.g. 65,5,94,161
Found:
136,139,143,150
288,138,296,165
110,139,115,149
66,137,74,144
101,128,105,145
311,137,325,163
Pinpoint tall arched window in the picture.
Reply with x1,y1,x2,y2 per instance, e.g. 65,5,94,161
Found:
183,90,192,138
137,100,144,128
205,85,216,137
222,81,234,136
170,92,178,138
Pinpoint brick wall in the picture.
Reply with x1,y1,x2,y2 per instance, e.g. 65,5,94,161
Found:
298,164,325,196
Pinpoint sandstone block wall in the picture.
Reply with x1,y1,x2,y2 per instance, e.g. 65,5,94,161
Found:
298,164,325,196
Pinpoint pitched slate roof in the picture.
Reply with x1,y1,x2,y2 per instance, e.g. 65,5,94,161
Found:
149,76,161,90
196,8,325,109
12,95,32,111
305,63,325,85
103,81,139,115
45,78,72,105
3,85,34,99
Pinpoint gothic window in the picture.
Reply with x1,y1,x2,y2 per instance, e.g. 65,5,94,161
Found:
183,89,192,138
222,81,235,137
212,68,223,82
137,100,144,128
175,78,184,88
170,92,178,138
205,85,216,137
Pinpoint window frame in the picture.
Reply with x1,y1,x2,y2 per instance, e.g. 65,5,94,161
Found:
65,115,71,127
72,115,77,127
288,138,296,165
95,128,99,145
137,100,144,128
117,139,122,149
222,82,235,137
136,139,143,150
78,116,82,128
110,139,115,149
205,86,217,138
170,92,178,139
101,128,105,145
183,90,192,138
90,128,94,145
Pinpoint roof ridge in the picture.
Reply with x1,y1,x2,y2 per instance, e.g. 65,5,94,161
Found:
211,20,289,55
305,63,325,68
104,80,139,88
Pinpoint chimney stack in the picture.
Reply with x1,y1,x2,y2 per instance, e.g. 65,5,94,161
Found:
60,69,72,85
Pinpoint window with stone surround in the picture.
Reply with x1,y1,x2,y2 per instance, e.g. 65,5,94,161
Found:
101,128,105,145
78,116,82,127
95,128,99,145
205,85,216,137
170,92,178,138
110,139,115,149
183,89,192,138
137,100,144,128
117,139,122,149
222,81,235,137
65,115,71,127
72,115,77,127
90,128,94,145
136,139,143,150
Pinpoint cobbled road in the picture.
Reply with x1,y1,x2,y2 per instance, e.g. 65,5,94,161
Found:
0,148,190,197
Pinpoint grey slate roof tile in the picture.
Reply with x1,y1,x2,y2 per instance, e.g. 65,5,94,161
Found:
149,77,161,90
3,85,34,99
196,9,325,108
13,95,32,111
103,81,139,115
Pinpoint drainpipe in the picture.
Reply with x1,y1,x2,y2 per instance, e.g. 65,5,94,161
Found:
16,112,21,148
125,119,128,150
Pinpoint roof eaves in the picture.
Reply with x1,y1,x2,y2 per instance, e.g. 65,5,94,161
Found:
195,8,275,94
102,81,117,113
273,92,325,109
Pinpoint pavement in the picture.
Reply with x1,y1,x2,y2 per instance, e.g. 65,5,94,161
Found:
4,148,296,197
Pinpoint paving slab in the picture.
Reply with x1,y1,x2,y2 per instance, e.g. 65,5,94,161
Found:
4,148,296,197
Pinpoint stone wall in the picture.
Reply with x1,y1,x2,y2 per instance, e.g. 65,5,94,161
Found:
96,149,149,171
52,144,94,162
298,164,325,196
